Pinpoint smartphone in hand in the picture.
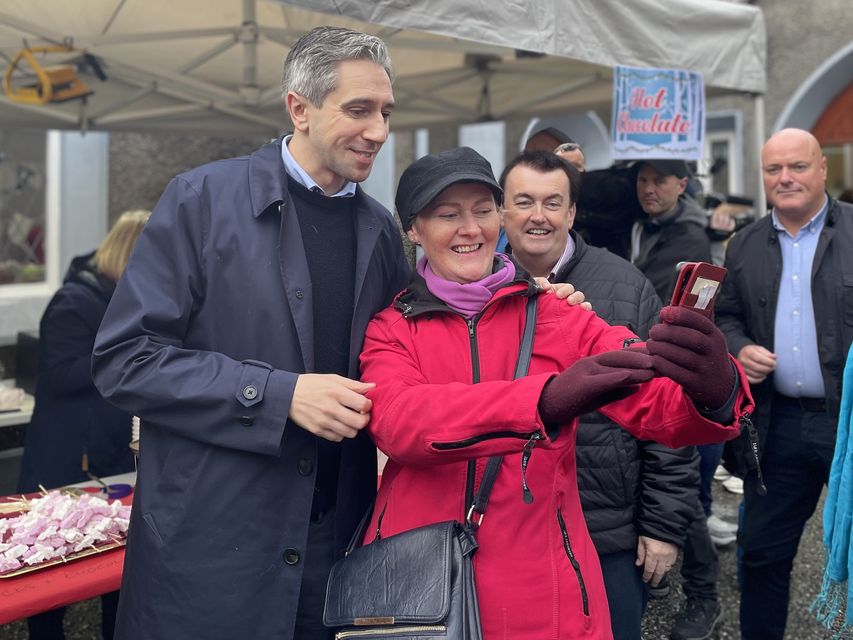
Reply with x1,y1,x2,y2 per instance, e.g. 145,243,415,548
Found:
670,262,727,318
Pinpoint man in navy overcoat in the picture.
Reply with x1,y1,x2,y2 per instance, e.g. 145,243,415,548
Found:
93,27,408,639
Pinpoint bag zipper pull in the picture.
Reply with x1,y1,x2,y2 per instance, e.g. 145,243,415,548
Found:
521,432,542,504
741,413,766,495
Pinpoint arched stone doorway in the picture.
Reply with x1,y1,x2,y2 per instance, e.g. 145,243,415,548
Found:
774,42,853,195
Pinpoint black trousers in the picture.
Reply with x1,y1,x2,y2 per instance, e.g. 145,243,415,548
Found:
739,399,834,640
679,497,719,601
26,591,119,640
293,508,336,640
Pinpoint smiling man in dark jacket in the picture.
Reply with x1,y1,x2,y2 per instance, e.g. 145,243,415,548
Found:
92,27,409,640
501,150,700,640
628,157,727,639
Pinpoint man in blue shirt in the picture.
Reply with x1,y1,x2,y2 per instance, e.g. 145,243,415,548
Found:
716,128,853,639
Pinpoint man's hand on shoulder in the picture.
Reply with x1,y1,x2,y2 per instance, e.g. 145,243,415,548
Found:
288,374,374,442
535,278,593,311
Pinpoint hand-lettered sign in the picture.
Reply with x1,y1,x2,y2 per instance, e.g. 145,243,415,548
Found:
611,65,705,160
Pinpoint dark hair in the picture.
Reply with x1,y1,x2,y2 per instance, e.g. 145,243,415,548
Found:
499,150,582,206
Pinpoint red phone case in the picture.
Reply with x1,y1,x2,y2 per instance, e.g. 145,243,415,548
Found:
670,262,727,318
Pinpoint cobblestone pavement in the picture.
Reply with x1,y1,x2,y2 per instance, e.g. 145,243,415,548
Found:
641,479,836,640
0,479,839,639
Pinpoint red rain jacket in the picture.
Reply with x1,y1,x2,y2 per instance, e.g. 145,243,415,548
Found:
360,280,753,639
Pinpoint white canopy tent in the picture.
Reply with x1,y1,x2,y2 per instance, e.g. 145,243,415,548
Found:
0,0,766,136
0,0,769,340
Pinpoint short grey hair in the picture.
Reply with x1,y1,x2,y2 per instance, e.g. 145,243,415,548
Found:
282,26,394,106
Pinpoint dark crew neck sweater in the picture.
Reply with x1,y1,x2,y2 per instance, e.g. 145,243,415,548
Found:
289,179,357,518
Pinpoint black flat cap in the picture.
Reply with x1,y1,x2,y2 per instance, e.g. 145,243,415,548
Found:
395,147,502,231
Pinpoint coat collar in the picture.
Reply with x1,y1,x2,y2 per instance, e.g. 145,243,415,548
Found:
765,192,839,244
248,137,289,218
248,136,378,220
552,230,589,283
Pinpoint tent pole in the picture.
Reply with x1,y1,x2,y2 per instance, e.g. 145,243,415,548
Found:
754,93,767,216
242,0,258,95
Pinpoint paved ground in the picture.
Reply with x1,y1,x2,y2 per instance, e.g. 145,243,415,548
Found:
0,476,841,639
641,477,838,640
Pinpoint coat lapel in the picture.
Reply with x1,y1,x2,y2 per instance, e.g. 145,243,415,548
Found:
278,196,314,373
348,189,383,374
247,138,316,373
352,191,382,306
812,199,838,281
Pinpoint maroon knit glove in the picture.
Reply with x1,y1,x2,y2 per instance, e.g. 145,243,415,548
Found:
538,350,656,424
647,305,735,409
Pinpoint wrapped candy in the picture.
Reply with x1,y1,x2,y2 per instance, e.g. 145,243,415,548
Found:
0,491,131,574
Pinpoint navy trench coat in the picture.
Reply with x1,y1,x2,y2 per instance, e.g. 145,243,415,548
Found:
92,139,409,639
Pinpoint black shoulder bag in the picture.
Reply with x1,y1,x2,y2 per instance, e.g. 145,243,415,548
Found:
323,295,538,639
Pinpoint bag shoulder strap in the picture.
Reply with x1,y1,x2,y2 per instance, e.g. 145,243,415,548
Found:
350,294,539,550
466,294,538,525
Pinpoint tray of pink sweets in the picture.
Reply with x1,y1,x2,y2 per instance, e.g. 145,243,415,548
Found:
0,489,131,578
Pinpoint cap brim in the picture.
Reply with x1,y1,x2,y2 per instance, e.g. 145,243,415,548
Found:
409,172,503,217
635,159,691,179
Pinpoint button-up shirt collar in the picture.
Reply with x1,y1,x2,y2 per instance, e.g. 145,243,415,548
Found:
547,234,576,281
280,135,357,198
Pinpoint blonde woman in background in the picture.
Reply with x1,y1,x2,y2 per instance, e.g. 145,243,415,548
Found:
17,209,150,640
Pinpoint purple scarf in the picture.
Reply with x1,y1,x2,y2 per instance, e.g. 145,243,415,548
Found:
417,254,517,319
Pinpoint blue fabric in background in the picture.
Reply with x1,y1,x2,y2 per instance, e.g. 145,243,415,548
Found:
814,344,853,631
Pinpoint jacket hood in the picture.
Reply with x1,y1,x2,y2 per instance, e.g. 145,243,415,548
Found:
63,251,115,298
675,194,708,227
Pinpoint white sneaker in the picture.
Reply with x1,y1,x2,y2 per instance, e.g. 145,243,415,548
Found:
722,475,744,494
713,464,731,481
707,514,738,536
710,531,737,547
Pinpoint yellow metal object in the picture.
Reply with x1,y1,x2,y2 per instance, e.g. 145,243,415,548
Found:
3,46,93,105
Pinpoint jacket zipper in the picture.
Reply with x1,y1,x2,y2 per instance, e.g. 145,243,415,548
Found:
427,299,543,503
741,413,766,495
433,430,543,450
430,314,541,449
335,625,446,638
556,508,589,616
467,318,480,384
521,432,542,503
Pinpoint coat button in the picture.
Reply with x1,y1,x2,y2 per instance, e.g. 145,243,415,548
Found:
297,458,314,476
758,297,767,307
283,548,300,565
239,416,254,427
242,385,258,400
295,290,304,299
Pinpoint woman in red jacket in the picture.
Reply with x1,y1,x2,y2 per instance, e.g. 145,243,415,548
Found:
359,147,753,639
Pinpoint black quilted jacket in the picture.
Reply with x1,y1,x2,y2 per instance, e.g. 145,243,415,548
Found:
549,232,700,554
716,196,853,477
